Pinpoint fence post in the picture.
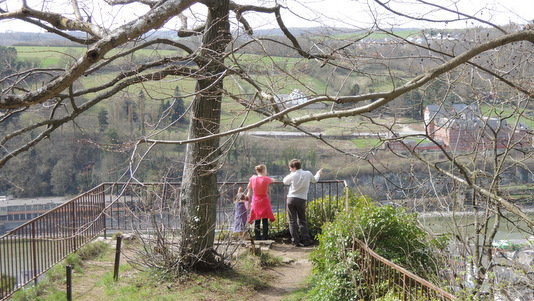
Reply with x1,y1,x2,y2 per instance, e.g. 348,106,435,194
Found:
403,273,407,301
66,265,72,301
71,202,77,251
31,223,38,287
113,235,122,281
344,181,349,212
102,184,107,239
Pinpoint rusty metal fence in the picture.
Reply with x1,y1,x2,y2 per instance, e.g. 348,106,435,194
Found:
0,180,347,300
0,179,457,300
354,239,457,300
0,184,106,300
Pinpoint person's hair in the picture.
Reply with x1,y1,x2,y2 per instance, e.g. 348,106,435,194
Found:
255,164,266,174
234,186,246,203
289,159,301,170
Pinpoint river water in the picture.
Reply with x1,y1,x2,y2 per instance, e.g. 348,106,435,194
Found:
417,208,534,241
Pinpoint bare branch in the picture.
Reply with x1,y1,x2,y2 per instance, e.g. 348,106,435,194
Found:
374,0,508,34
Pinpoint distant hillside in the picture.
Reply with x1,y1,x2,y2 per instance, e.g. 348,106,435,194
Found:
0,30,179,46
0,27,424,46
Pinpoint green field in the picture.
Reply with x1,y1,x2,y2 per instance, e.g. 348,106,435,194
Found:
15,46,179,68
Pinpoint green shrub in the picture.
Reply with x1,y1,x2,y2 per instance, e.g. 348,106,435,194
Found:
271,192,361,241
0,274,16,294
308,197,371,300
76,240,109,260
309,193,439,300
11,264,65,301
359,205,434,275
65,252,83,273
307,195,348,236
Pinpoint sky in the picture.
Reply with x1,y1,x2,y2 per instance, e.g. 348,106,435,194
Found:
267,0,534,29
0,0,533,33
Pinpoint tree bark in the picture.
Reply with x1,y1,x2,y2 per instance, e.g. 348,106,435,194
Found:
179,0,230,269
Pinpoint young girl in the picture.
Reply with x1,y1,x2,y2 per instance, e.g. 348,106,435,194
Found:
233,186,249,238
247,164,276,240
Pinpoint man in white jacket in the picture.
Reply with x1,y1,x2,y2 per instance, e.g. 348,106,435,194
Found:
283,159,323,247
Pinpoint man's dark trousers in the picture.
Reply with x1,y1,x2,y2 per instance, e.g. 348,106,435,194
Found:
287,197,311,245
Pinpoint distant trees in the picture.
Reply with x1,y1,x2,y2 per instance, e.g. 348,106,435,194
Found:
0,45,38,78
158,86,187,127
51,159,75,195
350,83,360,95
98,108,109,132
0,46,17,71
170,86,186,125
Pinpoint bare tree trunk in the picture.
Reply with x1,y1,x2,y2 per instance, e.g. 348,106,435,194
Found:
179,0,230,269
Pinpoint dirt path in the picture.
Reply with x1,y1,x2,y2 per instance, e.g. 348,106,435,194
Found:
253,243,315,301
69,239,315,301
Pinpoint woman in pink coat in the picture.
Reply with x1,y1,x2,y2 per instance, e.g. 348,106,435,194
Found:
247,164,276,240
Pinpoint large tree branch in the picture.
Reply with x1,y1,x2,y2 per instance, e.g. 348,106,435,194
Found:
122,31,534,151
375,26,533,96
0,6,108,37
229,1,279,36
85,38,194,75
288,30,534,126
0,0,199,110
0,58,204,168
417,151,534,230
105,0,159,8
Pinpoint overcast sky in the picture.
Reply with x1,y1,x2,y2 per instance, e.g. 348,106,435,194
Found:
0,0,532,33
269,0,534,29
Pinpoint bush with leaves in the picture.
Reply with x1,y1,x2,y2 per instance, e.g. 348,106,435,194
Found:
0,274,16,295
270,194,352,240
308,193,441,300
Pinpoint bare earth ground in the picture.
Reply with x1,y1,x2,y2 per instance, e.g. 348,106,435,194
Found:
70,239,314,301
253,243,314,301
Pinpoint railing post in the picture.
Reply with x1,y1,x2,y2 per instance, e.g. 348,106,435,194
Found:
66,265,72,301
344,181,349,212
403,273,407,301
102,184,107,239
71,202,77,251
31,223,37,287
113,235,122,281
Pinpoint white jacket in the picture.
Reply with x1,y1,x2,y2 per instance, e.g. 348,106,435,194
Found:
283,169,321,200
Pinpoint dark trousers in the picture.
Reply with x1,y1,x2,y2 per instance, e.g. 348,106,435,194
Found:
287,197,311,245
254,218,269,240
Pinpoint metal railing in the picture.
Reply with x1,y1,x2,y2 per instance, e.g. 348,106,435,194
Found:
0,180,347,299
1,179,458,300
104,180,348,233
354,239,457,300
0,184,106,300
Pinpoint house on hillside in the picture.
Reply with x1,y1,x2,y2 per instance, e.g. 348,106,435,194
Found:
273,89,327,109
424,103,533,152
274,89,307,107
